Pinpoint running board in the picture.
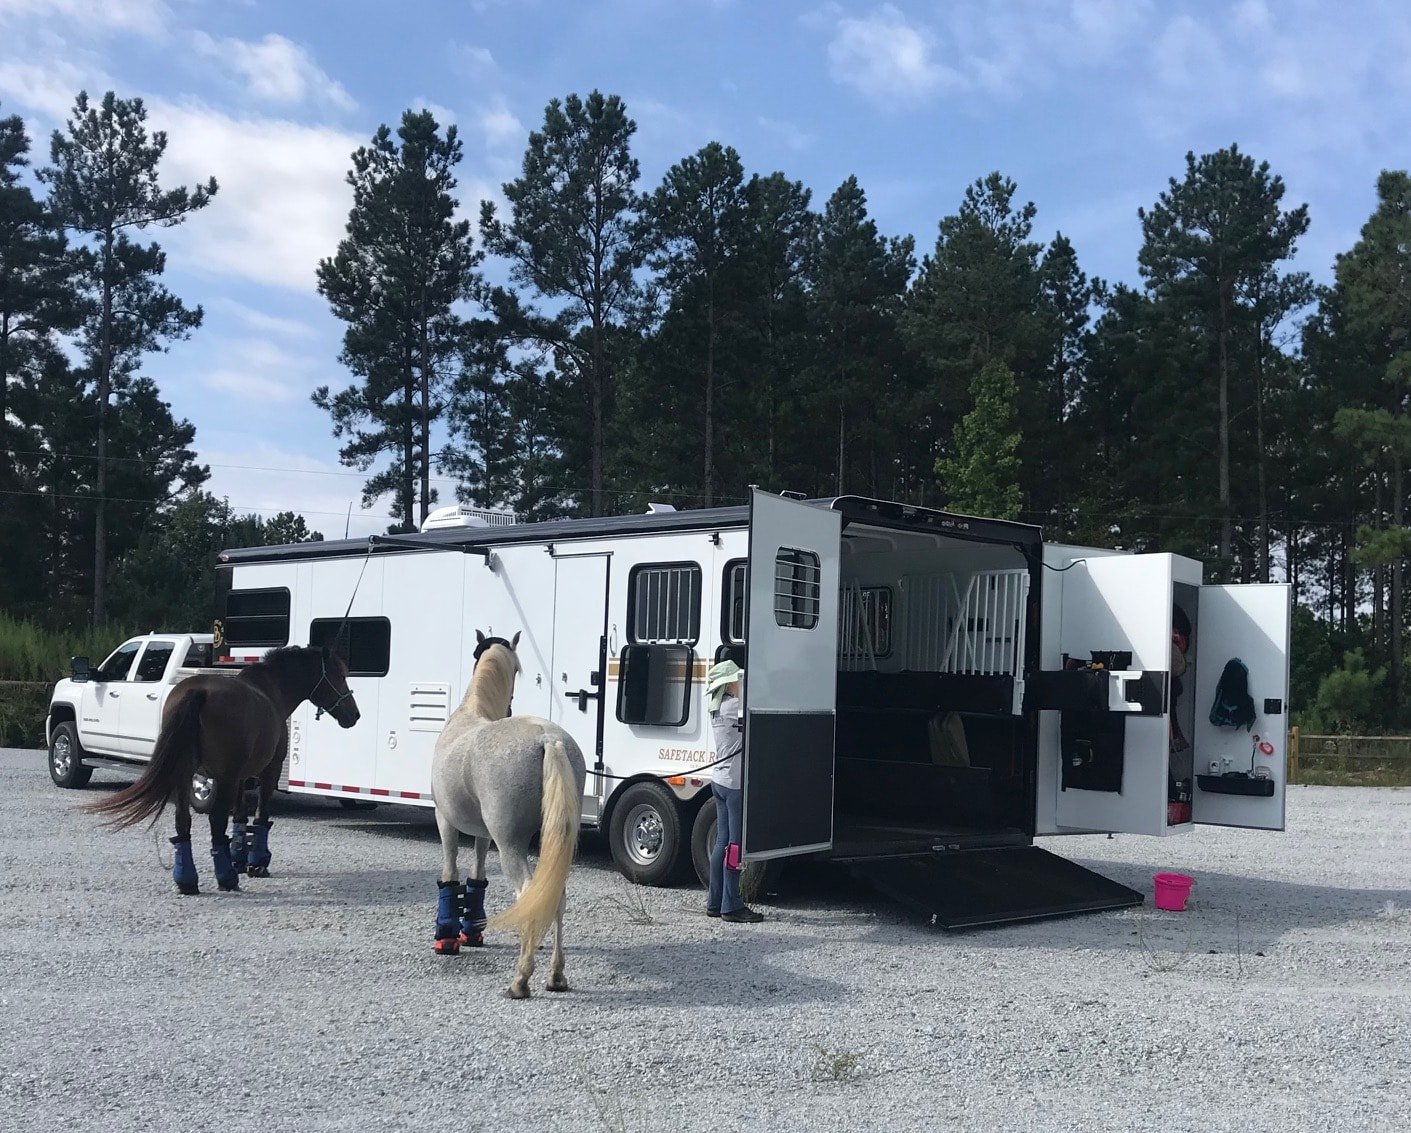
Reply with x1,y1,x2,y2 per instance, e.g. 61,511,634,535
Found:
849,845,1143,930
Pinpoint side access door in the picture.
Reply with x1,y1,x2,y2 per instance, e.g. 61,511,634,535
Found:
1034,553,1177,837
741,490,842,862
549,552,611,817
1192,584,1291,830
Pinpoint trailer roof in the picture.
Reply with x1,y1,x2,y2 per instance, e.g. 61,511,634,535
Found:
216,494,1042,566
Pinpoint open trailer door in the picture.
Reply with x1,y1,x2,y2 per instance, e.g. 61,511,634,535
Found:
740,490,841,862
1192,583,1291,830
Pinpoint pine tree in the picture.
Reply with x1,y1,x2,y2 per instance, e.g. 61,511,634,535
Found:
481,91,644,516
316,109,482,532
40,90,217,626
936,359,1022,519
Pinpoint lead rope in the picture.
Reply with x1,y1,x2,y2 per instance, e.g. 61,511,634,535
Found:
315,541,374,720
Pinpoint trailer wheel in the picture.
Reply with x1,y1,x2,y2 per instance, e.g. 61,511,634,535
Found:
191,773,215,814
608,781,687,886
689,795,784,900
48,722,92,789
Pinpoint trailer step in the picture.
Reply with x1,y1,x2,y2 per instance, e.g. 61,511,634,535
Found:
849,845,1143,930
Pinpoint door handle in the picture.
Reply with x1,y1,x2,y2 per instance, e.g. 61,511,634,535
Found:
569,689,601,712
146,693,159,701
108,691,120,698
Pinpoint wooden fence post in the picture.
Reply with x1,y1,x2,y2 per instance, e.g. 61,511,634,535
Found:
1288,726,1300,785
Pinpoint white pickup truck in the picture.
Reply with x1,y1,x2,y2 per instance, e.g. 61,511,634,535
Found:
45,632,227,801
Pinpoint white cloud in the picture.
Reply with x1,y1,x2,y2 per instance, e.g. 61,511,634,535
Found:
147,100,360,293
478,100,523,149
757,115,814,153
412,97,458,127
193,32,354,111
460,44,497,73
0,57,99,119
827,4,958,105
200,339,324,405
211,298,318,340
0,0,168,38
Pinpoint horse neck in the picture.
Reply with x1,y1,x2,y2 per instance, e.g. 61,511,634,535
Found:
242,661,306,717
457,662,513,723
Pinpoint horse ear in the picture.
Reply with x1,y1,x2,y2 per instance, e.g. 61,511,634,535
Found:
511,631,520,649
475,630,486,645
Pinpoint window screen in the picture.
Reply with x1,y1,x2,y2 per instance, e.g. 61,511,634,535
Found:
774,548,821,629
309,617,391,677
615,643,694,727
133,642,174,683
628,563,701,644
223,588,291,648
840,587,892,658
721,559,748,644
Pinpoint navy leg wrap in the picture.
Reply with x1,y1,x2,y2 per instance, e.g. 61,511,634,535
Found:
247,820,272,876
434,880,464,953
211,834,239,892
461,877,488,938
230,822,248,874
170,836,198,895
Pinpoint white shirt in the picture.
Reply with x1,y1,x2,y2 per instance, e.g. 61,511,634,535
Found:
710,693,743,790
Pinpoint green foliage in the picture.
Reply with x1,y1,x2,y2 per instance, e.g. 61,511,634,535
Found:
0,613,136,683
936,359,1022,520
0,681,51,748
1312,650,1388,735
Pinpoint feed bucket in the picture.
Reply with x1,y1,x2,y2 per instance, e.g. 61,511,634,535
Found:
1153,872,1194,911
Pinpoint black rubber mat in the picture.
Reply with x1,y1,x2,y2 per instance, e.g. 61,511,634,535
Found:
850,845,1144,930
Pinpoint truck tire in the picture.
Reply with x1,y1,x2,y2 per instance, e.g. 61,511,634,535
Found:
48,722,93,789
608,781,688,886
689,794,783,901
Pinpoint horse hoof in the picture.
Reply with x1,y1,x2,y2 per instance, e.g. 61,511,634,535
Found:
433,938,460,956
458,931,485,948
546,977,570,993
506,983,531,1000
176,882,199,896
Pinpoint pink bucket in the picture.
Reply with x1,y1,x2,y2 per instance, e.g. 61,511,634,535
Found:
1153,873,1194,911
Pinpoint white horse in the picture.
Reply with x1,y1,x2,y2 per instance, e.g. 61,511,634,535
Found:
430,631,587,999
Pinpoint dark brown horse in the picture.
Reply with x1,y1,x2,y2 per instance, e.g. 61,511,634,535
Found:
87,645,360,894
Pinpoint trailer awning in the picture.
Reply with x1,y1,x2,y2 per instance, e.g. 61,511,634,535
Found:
849,845,1143,930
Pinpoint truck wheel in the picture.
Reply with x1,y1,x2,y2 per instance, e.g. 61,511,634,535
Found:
608,781,687,886
689,796,784,900
49,722,93,789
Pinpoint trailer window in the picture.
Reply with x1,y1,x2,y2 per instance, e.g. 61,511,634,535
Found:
309,617,391,678
774,548,821,630
222,588,290,649
628,563,701,645
615,643,694,727
722,559,747,644
840,587,892,659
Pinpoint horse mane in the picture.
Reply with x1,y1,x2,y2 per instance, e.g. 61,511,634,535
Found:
460,644,517,721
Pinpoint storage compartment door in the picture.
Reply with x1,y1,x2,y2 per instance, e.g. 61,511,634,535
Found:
1193,584,1290,830
1049,554,1173,836
741,491,841,861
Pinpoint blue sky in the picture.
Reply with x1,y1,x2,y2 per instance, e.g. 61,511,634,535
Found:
2,0,1408,536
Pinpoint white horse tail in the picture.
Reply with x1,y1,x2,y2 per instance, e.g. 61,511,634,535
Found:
489,735,579,952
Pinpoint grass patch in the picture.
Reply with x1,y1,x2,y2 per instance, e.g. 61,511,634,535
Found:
810,1046,865,1083
601,881,657,925
0,681,51,748
0,613,135,683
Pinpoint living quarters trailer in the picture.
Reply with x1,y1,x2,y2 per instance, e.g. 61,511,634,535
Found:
215,491,1290,928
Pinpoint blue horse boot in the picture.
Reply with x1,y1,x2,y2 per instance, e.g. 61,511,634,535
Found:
434,880,464,955
210,834,240,892
460,877,488,947
247,820,273,877
229,821,248,874
170,836,198,895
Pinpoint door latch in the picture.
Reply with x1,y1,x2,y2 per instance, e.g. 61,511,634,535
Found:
569,688,602,712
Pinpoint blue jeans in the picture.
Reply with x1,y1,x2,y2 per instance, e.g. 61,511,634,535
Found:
707,783,745,914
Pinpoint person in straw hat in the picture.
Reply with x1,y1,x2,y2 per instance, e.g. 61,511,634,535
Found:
704,658,764,923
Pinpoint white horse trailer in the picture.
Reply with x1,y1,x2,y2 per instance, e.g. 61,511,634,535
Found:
214,491,1290,928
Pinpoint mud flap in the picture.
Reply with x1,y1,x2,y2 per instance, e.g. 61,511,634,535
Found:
850,845,1143,930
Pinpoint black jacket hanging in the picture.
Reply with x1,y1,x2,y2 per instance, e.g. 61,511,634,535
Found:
1210,658,1256,731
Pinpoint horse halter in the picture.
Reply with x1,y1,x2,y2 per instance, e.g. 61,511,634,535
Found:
312,652,355,721
472,636,515,663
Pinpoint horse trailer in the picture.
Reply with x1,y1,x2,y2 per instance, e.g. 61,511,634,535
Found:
214,490,1291,928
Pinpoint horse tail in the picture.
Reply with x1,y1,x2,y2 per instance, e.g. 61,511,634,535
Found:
489,734,579,951
86,688,206,830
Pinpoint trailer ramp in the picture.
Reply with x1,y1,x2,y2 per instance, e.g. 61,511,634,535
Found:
849,846,1143,930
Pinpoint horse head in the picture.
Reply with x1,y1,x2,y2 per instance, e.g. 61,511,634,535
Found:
470,629,521,719
311,646,361,728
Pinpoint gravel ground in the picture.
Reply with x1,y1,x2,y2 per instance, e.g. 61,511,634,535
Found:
1,747,1407,1133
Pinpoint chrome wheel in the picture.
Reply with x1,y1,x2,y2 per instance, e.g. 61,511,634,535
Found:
51,735,73,780
192,773,214,810
622,802,665,867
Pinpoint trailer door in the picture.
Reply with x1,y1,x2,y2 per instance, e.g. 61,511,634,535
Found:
1042,554,1174,837
1192,584,1290,830
741,490,841,861
550,552,610,811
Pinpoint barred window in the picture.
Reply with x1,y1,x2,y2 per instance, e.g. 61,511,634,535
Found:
309,617,391,677
840,587,893,658
628,563,701,644
775,548,821,630
223,588,290,648
722,559,748,644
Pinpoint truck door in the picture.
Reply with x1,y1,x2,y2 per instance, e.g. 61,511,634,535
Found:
550,552,610,812
1036,554,1175,837
740,490,842,861
121,639,177,757
1192,584,1290,830
81,639,141,756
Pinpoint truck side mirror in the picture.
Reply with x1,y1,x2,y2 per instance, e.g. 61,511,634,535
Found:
70,656,92,682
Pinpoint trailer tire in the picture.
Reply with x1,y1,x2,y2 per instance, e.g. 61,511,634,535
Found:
48,722,92,789
689,795,783,901
608,781,688,886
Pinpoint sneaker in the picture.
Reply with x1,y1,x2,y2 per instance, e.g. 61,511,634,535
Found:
721,907,764,924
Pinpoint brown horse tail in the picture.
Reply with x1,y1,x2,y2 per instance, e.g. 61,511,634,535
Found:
489,735,580,951
86,688,206,830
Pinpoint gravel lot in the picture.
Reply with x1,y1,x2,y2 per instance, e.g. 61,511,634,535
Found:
1,746,1407,1133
